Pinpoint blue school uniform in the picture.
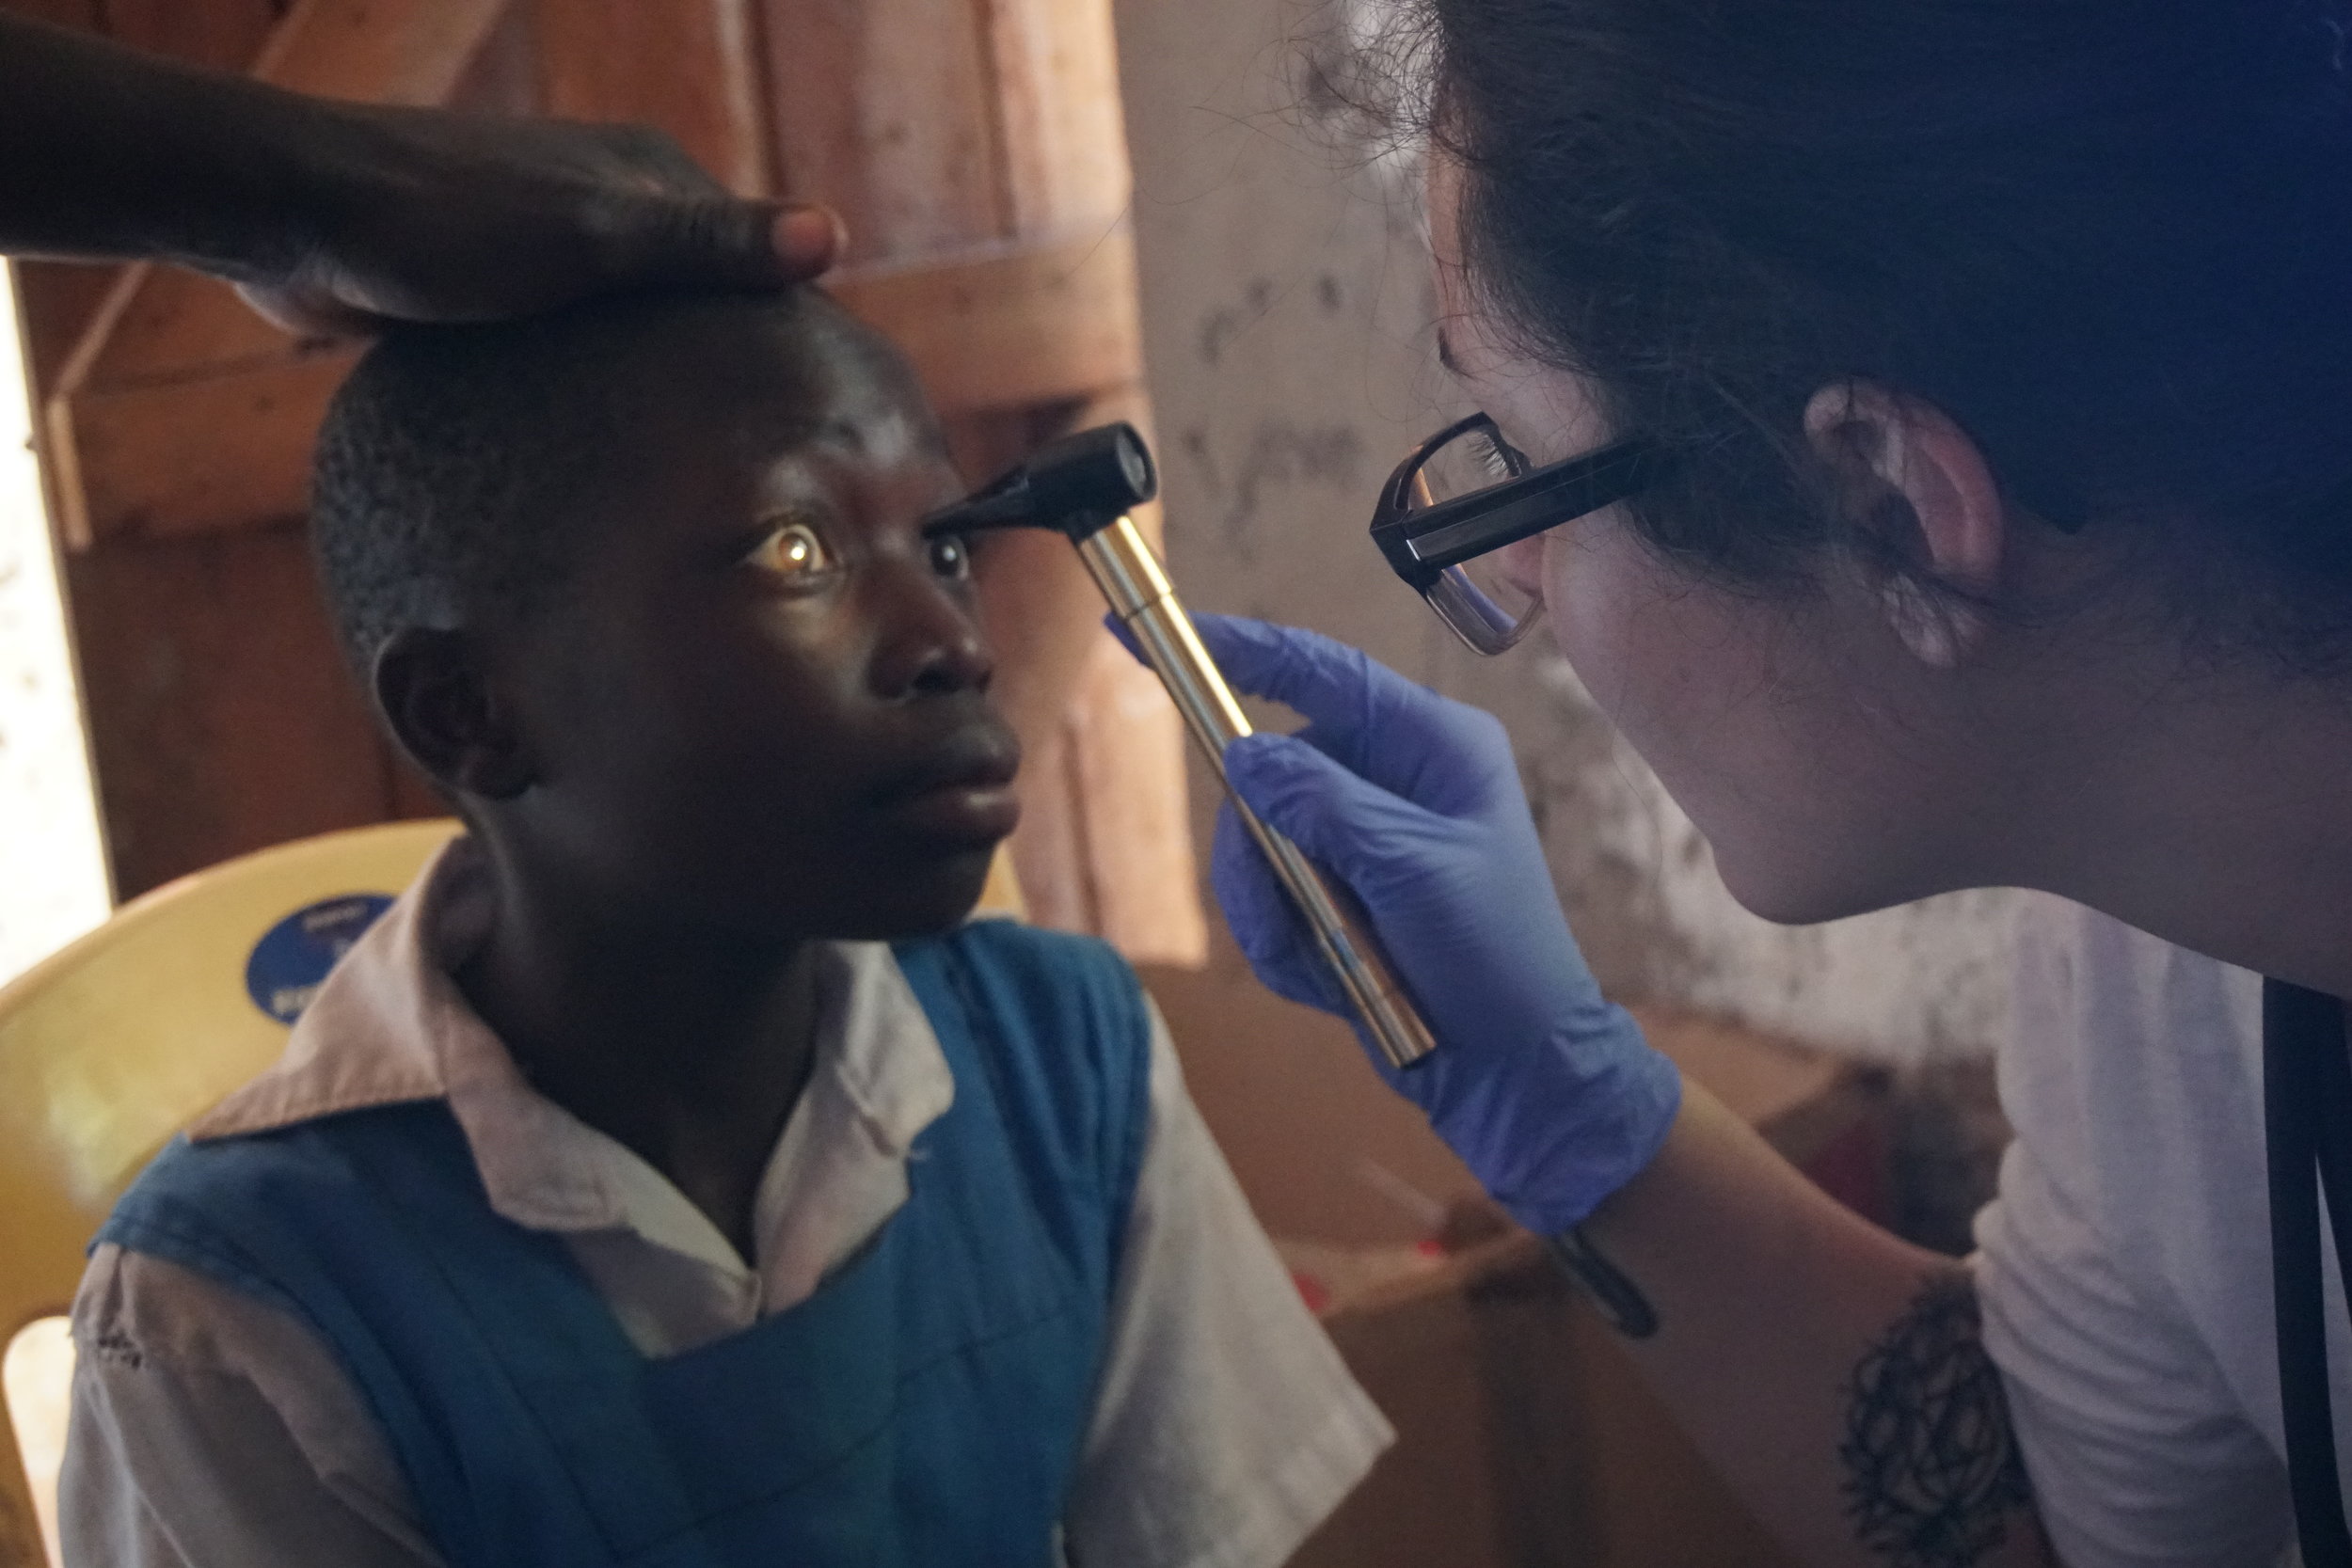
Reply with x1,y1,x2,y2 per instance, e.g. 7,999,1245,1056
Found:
91,921,1151,1568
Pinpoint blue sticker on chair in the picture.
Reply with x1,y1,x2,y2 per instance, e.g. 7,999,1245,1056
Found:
245,895,396,1024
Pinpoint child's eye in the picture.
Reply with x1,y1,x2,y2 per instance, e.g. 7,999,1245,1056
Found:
745,520,836,578
928,533,974,582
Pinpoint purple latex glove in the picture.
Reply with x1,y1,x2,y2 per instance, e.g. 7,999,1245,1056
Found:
1188,614,1681,1234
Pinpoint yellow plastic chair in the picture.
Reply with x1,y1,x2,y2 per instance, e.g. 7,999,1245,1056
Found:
0,820,1026,1566
0,818,465,1566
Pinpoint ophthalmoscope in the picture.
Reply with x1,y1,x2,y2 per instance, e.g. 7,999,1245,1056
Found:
922,423,1437,1071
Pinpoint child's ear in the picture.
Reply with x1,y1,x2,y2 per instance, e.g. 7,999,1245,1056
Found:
1802,381,2008,668
373,627,534,800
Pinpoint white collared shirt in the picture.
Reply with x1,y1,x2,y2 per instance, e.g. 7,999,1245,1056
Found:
61,841,1391,1568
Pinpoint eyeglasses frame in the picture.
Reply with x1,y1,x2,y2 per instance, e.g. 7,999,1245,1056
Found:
1369,412,1679,652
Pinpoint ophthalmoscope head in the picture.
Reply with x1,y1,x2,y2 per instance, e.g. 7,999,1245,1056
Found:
920,423,1156,543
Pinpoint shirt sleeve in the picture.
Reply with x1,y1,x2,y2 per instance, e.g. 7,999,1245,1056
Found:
59,1243,443,1568
1971,900,2292,1568
1060,1002,1394,1568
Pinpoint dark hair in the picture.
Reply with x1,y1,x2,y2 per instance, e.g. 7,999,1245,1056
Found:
310,289,897,682
1401,0,2352,664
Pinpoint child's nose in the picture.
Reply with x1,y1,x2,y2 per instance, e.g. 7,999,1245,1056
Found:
872,569,993,699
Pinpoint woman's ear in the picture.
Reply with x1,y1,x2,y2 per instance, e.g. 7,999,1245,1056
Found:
373,627,535,800
1803,382,2009,668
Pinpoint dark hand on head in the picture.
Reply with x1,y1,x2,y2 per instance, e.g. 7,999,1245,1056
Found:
238,106,841,337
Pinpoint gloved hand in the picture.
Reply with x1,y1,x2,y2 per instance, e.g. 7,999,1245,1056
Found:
1189,614,1682,1235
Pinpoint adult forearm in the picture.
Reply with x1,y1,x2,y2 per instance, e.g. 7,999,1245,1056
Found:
0,14,330,273
1184,620,2055,1565
1581,1085,2054,1568
0,14,837,333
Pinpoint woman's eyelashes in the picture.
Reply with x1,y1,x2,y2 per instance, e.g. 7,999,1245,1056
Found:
1470,424,1530,482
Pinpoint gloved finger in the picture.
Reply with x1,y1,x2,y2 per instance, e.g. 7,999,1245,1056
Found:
1292,705,1527,824
1110,610,1524,827
1221,732,1433,895
1102,611,1142,662
1106,610,1395,767
591,195,843,291
1190,615,1505,797
1210,801,1349,1016
1186,615,1376,737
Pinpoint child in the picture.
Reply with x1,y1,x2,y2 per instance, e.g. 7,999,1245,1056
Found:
59,291,1391,1567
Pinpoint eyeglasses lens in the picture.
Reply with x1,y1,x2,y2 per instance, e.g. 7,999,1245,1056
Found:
1408,424,1544,653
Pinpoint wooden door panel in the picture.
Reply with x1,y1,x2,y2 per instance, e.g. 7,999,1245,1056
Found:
757,0,1011,258
64,527,390,897
98,0,283,70
533,0,770,196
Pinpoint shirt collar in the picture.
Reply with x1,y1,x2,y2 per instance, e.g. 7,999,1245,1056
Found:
189,836,956,1239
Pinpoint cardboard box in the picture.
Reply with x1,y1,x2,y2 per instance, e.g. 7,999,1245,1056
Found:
1139,963,1889,1568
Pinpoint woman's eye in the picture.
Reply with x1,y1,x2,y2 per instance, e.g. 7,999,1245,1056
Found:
746,521,834,578
928,533,974,582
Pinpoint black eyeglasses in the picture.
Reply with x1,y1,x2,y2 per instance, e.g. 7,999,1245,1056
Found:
1370,413,1678,654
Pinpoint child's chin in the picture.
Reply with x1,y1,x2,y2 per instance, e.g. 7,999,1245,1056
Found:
831,847,999,940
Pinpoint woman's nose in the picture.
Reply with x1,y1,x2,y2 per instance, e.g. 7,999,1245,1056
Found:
870,566,993,699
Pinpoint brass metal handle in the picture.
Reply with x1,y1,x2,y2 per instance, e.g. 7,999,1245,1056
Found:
1077,515,1437,1070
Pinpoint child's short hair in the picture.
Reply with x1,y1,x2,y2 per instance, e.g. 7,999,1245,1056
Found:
310,290,909,681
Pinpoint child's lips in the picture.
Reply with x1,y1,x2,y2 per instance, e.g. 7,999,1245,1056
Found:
885,778,1023,845
870,736,1023,844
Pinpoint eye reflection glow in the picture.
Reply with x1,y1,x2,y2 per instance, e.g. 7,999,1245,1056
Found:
750,520,834,578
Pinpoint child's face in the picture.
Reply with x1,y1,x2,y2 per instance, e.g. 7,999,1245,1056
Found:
494,326,1019,941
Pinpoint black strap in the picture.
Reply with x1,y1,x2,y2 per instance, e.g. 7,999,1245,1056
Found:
2266,977,2352,1565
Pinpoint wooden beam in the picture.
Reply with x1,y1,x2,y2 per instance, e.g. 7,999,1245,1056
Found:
246,0,512,108
833,226,1141,418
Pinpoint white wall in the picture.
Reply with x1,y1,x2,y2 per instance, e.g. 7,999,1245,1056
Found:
0,266,110,988
1112,0,2024,1067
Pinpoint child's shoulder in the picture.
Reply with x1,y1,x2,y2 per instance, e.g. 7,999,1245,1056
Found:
891,922,1152,1175
109,1102,465,1234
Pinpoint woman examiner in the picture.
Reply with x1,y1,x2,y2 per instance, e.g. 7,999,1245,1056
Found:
1192,4,2352,1563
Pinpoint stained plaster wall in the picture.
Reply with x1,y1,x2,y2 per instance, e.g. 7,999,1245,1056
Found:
1111,0,2026,1069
